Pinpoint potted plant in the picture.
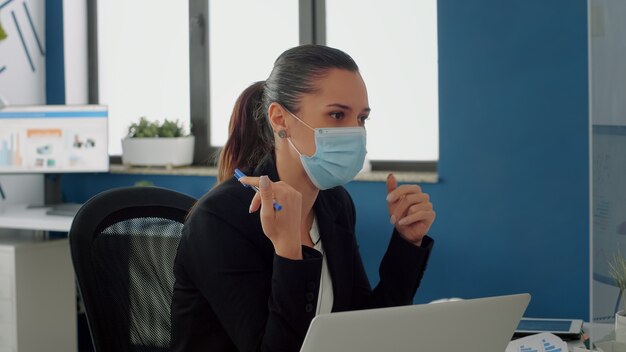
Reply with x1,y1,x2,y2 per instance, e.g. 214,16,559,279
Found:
609,252,626,342
121,117,194,168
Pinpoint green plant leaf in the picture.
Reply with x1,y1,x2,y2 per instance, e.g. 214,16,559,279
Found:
159,119,185,137
0,21,7,41
608,252,626,312
127,116,161,138
127,117,190,138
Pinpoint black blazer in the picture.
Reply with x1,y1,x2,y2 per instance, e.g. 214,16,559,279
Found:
170,156,434,351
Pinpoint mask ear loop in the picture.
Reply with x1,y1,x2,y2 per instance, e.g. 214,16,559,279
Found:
286,136,304,157
281,106,314,158
284,107,315,131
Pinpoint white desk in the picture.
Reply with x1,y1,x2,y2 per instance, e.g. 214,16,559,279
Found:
0,205,76,352
0,205,73,232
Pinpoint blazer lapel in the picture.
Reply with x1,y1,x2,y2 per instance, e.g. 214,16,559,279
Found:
314,190,354,312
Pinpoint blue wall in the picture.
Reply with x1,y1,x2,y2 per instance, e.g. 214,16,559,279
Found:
59,0,589,319
45,0,65,104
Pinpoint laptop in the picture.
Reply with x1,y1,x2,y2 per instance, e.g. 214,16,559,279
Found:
300,293,530,352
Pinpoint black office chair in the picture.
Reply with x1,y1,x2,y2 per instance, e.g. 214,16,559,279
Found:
69,186,196,352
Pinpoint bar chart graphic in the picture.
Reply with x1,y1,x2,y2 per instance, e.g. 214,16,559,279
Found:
519,346,538,352
0,133,22,167
517,339,562,352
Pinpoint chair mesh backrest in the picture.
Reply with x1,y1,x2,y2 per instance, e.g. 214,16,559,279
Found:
70,187,195,352
98,217,182,348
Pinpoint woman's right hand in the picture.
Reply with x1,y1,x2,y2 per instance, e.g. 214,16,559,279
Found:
240,175,303,260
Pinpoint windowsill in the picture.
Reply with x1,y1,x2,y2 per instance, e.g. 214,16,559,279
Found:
355,170,438,183
109,164,439,183
109,164,220,177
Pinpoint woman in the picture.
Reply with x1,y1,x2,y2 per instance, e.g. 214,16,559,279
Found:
171,44,436,351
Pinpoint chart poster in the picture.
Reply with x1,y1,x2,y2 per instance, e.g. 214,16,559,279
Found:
0,106,109,173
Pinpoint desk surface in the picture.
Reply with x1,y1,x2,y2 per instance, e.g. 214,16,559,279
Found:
548,323,611,351
0,204,73,232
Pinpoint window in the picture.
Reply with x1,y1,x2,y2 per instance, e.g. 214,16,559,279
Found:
326,0,439,162
93,0,439,168
97,0,190,156
208,0,299,146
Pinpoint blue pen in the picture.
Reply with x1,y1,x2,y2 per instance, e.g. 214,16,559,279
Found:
234,168,283,211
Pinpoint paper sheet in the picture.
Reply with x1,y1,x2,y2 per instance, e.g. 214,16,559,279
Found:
506,333,568,352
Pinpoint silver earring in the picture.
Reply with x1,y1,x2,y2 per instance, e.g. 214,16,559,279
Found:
277,130,288,139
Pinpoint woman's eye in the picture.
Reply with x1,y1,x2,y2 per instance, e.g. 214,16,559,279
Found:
329,112,344,120
359,115,370,124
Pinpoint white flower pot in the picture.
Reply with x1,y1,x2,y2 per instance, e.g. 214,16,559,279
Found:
121,136,195,167
616,311,626,343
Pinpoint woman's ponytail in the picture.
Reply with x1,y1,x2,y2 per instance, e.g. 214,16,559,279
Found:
217,81,274,183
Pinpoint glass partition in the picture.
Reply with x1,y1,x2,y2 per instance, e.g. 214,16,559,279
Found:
590,0,626,347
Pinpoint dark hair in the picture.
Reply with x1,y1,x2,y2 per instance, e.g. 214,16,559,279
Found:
216,44,359,183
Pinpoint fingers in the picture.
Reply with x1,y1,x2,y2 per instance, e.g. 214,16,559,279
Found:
388,188,432,226
253,177,303,258
385,179,436,243
249,192,261,213
388,191,429,219
239,176,260,188
397,208,436,227
247,176,294,214
392,193,430,207
392,196,432,219
386,173,398,195
387,184,423,203
258,176,275,221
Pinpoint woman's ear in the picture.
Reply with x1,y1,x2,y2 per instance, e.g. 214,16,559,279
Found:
267,102,288,134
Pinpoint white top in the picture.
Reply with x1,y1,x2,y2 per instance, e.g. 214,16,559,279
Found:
309,217,334,315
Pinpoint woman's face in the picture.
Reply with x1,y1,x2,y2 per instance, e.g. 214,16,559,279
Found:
286,68,370,157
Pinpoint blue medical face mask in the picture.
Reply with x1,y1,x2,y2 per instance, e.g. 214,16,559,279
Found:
285,110,367,190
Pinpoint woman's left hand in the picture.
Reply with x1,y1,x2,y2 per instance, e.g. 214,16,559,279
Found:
386,173,436,246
